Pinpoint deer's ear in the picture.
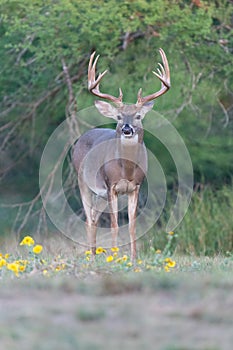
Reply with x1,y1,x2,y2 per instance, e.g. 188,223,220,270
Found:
95,101,118,120
140,101,154,119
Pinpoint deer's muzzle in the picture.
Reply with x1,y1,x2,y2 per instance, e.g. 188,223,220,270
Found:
122,124,134,137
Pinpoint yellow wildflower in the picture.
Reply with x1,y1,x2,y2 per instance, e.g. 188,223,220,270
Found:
168,231,174,235
85,250,92,255
155,249,161,254
134,267,141,272
137,259,143,265
111,247,119,252
115,258,123,263
55,264,66,272
106,255,114,262
33,245,43,254
43,269,49,276
86,256,90,261
7,263,19,276
122,255,128,261
4,253,10,259
113,252,118,258
19,265,26,272
96,247,106,255
164,265,170,272
127,262,133,267
0,258,7,267
167,260,176,268
20,235,35,246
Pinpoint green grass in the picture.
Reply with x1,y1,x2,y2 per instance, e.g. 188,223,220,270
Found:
145,185,233,256
1,185,233,257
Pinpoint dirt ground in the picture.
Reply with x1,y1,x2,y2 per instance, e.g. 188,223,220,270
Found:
0,270,232,350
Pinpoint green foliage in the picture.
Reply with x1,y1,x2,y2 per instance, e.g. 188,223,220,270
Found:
0,0,233,242
146,185,233,256
1,0,232,183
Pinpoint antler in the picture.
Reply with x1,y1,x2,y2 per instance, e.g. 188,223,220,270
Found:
88,52,123,106
136,48,170,106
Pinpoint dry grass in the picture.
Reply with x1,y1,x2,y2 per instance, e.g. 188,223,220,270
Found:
0,254,233,350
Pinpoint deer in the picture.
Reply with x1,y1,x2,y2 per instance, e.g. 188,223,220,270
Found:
73,48,170,261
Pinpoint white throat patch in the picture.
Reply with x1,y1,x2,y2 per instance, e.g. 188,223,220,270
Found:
120,134,139,145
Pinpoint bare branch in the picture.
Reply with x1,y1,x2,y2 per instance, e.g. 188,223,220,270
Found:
217,97,230,128
16,34,36,65
0,55,88,236
62,57,81,142
0,121,13,132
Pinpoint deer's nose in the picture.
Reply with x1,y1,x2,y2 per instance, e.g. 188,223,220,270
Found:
122,123,134,136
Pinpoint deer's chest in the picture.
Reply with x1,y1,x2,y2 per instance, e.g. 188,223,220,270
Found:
103,158,146,194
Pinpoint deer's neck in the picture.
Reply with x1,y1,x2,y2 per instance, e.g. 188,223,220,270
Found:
116,134,143,178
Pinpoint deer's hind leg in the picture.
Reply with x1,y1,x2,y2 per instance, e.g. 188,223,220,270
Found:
79,180,107,255
108,187,119,249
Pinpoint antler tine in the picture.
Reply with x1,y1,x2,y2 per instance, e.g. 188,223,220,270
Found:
88,51,123,106
155,63,165,78
153,48,170,86
136,48,171,106
88,52,97,89
160,48,170,82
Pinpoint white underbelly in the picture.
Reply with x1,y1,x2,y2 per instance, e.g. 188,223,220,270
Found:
94,188,108,198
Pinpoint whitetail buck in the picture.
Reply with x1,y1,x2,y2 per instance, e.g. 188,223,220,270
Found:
73,49,170,260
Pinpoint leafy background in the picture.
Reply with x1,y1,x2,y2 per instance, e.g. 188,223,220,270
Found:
0,0,232,254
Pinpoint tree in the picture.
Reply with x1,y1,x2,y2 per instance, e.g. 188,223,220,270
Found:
0,0,232,235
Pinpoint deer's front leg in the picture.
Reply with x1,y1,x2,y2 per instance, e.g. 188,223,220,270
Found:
86,221,97,256
128,185,140,261
108,187,119,248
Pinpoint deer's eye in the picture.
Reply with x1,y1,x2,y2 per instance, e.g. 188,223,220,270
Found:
117,115,122,121
136,114,141,120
